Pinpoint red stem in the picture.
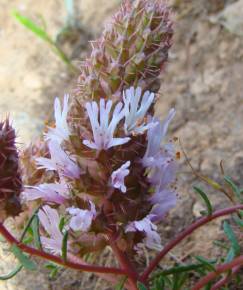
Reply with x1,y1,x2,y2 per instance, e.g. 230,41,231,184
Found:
141,205,243,282
211,265,241,290
109,235,139,290
191,255,243,290
0,222,125,276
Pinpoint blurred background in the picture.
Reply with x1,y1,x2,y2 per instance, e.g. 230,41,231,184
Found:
0,0,243,289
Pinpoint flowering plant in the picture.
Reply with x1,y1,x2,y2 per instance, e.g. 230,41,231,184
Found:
0,1,242,290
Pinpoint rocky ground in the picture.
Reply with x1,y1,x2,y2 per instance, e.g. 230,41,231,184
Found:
0,0,242,289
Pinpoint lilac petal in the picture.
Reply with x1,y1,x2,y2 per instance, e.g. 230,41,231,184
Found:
126,215,162,251
22,182,69,205
45,95,70,144
150,190,177,222
67,202,96,232
38,205,64,255
143,109,176,164
111,161,131,193
83,98,129,150
36,140,81,179
123,86,155,134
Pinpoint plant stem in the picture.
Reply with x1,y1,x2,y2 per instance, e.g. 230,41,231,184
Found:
0,222,125,276
109,235,139,290
211,265,241,290
192,256,243,290
141,204,243,282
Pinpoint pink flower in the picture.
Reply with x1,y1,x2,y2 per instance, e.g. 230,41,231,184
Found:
83,99,130,150
123,87,156,134
38,205,65,255
45,95,70,144
36,140,81,179
111,161,130,193
22,182,69,205
67,201,96,232
126,215,162,251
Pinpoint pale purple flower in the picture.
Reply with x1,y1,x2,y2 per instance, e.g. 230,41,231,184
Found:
45,95,70,144
36,140,81,179
67,201,96,232
143,109,176,167
126,215,162,251
123,87,156,134
111,161,130,193
83,99,130,150
150,189,177,223
22,182,69,205
38,205,64,255
148,158,178,223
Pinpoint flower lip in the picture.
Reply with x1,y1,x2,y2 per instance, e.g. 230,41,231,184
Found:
67,201,96,232
45,95,70,144
111,161,131,193
36,140,81,179
38,205,65,255
83,98,130,150
123,86,156,135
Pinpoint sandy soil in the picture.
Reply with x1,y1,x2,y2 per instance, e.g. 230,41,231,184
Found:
0,0,242,289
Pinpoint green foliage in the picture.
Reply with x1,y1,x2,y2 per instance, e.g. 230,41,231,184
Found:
10,244,37,271
12,11,51,43
224,176,243,203
223,221,240,263
114,276,127,290
45,262,60,279
12,10,77,72
0,265,23,280
193,186,213,215
137,282,148,290
61,231,69,262
32,214,42,250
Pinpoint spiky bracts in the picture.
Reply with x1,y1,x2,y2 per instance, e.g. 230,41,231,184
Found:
0,119,22,220
75,0,173,102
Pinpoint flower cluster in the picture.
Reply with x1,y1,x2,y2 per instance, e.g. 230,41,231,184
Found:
22,84,177,255
0,119,22,221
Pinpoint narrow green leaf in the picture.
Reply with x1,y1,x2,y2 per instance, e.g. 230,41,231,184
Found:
233,215,243,227
153,275,165,290
225,247,235,263
11,244,37,271
20,206,41,242
45,262,60,278
59,216,66,233
213,240,229,250
151,263,207,279
223,221,240,256
224,176,242,202
32,215,42,250
50,266,59,279
0,265,23,280
61,231,68,262
194,256,216,272
193,186,213,215
12,10,52,44
172,272,188,290
137,282,147,290
114,276,127,290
